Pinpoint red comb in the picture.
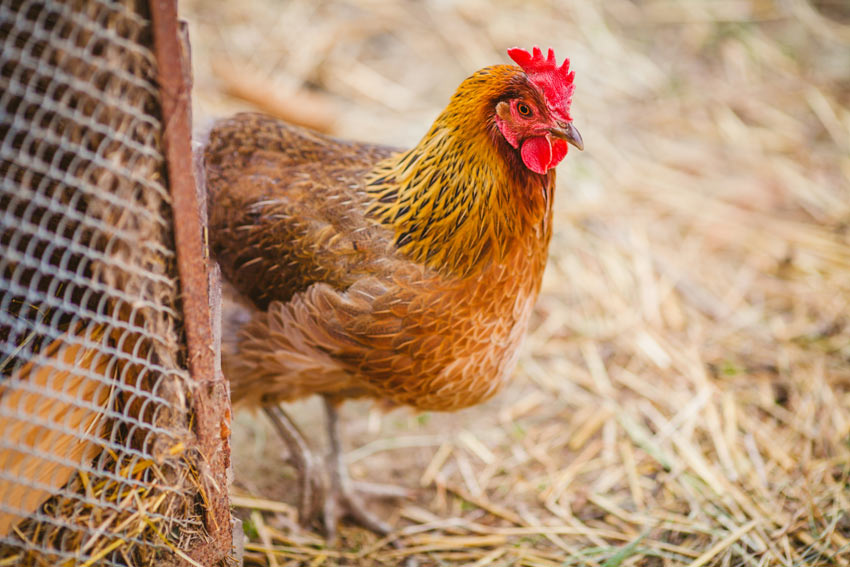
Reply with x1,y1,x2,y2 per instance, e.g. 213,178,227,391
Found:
507,46,575,121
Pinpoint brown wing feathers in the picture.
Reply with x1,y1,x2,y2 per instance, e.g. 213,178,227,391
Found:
205,113,397,308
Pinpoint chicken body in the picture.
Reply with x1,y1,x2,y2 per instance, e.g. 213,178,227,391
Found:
207,63,570,411
205,50,580,535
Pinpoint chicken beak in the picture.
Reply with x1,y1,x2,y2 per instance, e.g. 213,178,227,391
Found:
549,122,584,151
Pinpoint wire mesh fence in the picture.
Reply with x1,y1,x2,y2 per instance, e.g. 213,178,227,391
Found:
0,0,230,564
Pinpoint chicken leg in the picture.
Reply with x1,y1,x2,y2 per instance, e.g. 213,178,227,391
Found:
262,405,323,525
322,397,394,542
265,400,404,541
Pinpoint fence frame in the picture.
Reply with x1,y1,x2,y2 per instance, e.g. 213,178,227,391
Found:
150,2,233,564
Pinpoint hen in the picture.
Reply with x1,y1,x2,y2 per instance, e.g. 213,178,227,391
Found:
204,46,582,538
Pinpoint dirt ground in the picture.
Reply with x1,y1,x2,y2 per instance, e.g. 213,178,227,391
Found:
183,1,850,565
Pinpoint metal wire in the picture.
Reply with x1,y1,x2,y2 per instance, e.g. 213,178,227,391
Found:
0,0,203,564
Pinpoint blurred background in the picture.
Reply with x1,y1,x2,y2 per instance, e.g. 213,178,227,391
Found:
183,1,849,565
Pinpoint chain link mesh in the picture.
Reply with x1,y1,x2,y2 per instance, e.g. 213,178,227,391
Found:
0,0,205,564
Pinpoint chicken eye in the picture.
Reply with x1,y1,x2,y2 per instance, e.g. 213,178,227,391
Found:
517,102,533,117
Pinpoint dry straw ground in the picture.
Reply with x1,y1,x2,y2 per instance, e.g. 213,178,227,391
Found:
184,1,850,565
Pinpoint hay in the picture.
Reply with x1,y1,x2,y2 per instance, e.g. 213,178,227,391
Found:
185,0,849,565
5,442,200,567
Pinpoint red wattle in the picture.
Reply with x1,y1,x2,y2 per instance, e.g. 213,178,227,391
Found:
550,138,568,168
520,136,553,175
